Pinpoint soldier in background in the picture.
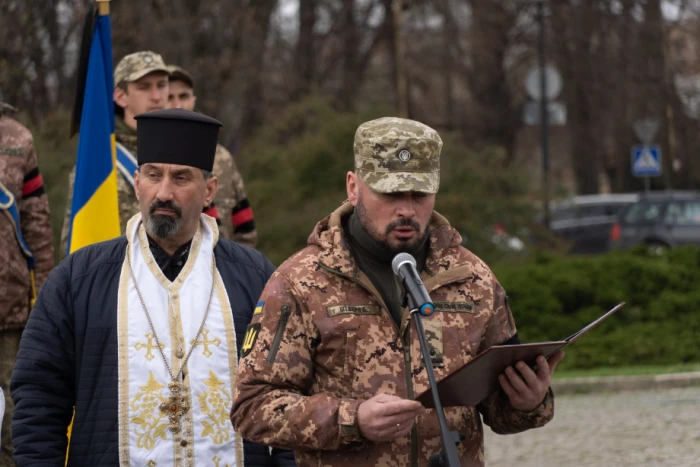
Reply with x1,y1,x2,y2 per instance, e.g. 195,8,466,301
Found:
231,117,563,466
167,65,257,248
0,102,53,466
60,51,170,256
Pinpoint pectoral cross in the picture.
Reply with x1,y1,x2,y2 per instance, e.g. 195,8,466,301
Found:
191,329,221,358
159,380,190,433
213,455,231,467
135,332,165,361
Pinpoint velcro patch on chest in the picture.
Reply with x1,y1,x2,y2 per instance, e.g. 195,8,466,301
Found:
0,146,24,157
433,302,475,313
326,305,381,317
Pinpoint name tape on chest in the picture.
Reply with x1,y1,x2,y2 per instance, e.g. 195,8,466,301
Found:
326,305,381,317
433,302,475,313
0,146,24,157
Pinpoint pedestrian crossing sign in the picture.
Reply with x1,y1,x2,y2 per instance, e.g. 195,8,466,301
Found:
631,145,662,177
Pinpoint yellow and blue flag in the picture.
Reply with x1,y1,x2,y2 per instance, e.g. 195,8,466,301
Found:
66,5,120,255
254,301,265,315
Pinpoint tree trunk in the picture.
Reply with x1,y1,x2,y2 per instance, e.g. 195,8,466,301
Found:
339,0,359,111
439,0,454,129
293,0,317,100
465,1,519,163
552,1,600,194
238,0,277,141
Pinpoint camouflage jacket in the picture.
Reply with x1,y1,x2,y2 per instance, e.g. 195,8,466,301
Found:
210,144,257,248
61,120,257,256
0,110,54,330
231,202,554,467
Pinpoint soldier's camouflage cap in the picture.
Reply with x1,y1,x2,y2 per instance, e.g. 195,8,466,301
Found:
354,117,442,193
114,51,169,86
167,65,195,89
0,102,18,116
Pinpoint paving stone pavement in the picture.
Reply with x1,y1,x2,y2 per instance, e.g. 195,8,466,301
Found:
484,387,700,466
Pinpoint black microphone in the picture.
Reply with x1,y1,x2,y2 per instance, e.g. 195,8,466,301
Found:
391,253,435,316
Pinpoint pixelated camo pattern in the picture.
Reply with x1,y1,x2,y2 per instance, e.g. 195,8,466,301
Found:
354,117,442,194
114,50,168,85
0,113,53,329
212,144,257,247
232,202,554,467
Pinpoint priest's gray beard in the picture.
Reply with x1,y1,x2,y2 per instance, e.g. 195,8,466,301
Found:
147,200,183,238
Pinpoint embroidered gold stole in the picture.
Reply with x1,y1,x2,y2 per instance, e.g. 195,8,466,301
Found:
117,214,243,467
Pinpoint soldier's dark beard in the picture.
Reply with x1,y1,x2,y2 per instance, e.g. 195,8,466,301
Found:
146,200,183,239
356,199,428,255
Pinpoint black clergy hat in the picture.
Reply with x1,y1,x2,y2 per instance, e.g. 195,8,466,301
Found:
135,108,222,172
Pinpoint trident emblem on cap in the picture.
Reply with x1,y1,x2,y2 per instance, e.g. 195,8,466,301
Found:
398,150,411,162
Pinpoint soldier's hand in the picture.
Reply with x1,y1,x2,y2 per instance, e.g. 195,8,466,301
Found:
357,393,425,442
499,350,565,412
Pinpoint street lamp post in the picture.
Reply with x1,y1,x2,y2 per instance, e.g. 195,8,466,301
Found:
537,0,550,229
394,0,408,118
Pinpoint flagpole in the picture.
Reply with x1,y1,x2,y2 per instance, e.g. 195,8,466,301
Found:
96,0,110,16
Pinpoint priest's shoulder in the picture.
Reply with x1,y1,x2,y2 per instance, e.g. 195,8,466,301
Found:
59,236,128,278
214,238,274,274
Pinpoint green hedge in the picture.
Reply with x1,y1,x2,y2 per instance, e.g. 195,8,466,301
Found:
494,246,700,370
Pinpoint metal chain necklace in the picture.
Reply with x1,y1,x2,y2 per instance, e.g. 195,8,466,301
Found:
126,247,216,433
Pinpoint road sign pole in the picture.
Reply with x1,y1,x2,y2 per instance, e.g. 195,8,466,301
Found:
537,0,550,229
632,144,662,185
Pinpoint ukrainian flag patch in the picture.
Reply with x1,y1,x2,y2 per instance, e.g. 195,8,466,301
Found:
253,301,264,315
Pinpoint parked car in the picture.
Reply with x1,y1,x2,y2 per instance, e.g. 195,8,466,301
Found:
609,190,700,253
548,193,639,253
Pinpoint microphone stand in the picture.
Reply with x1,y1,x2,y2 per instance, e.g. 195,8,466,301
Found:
407,294,461,467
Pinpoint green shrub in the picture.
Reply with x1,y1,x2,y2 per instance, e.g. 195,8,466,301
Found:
495,246,700,370
26,109,77,263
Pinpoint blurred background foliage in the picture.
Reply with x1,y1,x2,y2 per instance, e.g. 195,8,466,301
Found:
23,95,700,371
495,246,700,370
3,0,700,371
242,96,539,265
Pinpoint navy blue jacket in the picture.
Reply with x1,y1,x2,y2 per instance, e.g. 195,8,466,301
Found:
11,236,295,466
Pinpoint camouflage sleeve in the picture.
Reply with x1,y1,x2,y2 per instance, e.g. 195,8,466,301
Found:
59,167,76,260
478,279,517,351
476,279,554,434
228,157,257,248
116,174,139,235
18,136,53,289
231,270,361,451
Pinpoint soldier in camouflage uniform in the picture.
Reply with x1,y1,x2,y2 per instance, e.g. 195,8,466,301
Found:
0,103,53,466
60,51,170,256
167,65,257,247
231,117,564,466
